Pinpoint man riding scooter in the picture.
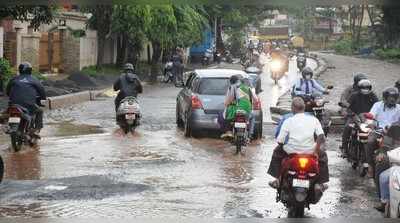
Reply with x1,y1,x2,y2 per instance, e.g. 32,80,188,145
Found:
6,62,46,136
113,63,143,121
366,87,400,178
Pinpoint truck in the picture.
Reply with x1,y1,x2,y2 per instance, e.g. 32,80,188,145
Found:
189,29,215,62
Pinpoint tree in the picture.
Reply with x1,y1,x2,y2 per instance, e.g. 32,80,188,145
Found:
85,5,113,68
0,6,53,29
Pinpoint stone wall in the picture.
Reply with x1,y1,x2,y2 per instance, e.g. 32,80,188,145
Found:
61,29,80,73
20,33,40,71
79,30,97,69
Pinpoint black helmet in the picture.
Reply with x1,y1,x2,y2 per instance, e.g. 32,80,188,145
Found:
395,79,400,91
301,67,313,79
353,73,367,87
383,87,399,108
357,79,372,95
229,75,240,85
18,62,32,75
123,63,134,72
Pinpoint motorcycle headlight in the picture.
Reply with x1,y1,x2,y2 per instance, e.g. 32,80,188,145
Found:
315,99,324,107
270,60,282,72
359,123,371,133
392,169,400,191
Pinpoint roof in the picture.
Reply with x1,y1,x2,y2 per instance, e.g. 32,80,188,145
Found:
194,69,249,78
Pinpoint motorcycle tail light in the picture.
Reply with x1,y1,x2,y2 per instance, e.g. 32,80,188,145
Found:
253,98,261,110
191,95,203,109
8,107,21,117
235,115,247,123
298,158,309,169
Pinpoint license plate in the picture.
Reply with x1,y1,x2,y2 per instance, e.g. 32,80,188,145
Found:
234,122,247,128
8,117,21,123
292,179,309,188
125,114,136,120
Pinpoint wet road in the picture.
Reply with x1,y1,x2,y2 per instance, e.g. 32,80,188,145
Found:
0,60,383,218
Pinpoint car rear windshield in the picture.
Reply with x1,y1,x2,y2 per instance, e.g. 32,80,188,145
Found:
198,78,229,95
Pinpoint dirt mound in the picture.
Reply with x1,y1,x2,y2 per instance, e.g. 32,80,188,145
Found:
67,72,97,87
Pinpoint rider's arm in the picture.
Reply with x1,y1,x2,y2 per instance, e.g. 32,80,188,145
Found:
293,79,304,95
33,79,46,100
340,86,352,107
276,119,290,144
136,79,143,94
369,101,380,117
314,120,326,154
312,79,326,93
113,77,121,91
5,78,14,97
224,87,235,106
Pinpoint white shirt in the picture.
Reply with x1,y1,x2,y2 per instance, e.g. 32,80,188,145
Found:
277,113,324,154
370,101,400,128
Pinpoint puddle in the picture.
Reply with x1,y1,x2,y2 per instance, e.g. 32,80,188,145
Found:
44,122,105,137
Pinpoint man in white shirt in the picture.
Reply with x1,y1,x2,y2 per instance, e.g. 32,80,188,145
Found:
366,87,400,177
268,97,329,188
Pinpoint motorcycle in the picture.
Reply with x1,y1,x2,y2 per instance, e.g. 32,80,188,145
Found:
231,110,250,154
162,61,174,83
296,53,307,71
223,50,233,63
116,96,141,134
276,153,323,217
339,106,375,177
202,49,213,66
5,104,42,152
270,57,288,85
300,92,333,136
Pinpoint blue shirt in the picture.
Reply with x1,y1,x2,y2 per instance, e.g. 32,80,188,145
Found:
293,78,325,96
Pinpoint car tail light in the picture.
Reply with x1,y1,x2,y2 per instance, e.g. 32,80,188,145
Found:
191,95,203,109
298,158,309,169
253,98,261,110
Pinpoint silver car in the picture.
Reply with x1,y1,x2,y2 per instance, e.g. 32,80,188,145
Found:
176,69,263,138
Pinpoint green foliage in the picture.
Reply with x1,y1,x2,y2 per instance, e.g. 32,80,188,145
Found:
375,48,400,60
81,65,120,77
0,58,14,85
0,6,53,29
333,39,354,55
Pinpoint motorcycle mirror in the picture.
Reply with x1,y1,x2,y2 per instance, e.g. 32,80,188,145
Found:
327,85,334,90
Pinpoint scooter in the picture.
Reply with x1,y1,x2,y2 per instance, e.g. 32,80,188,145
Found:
116,96,141,134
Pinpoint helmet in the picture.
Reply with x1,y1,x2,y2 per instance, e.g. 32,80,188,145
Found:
357,79,372,95
123,63,134,72
382,87,399,108
353,73,367,87
18,62,32,75
229,75,240,85
395,79,400,91
301,67,313,79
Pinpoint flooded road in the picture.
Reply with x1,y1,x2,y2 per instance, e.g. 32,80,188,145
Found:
0,61,383,218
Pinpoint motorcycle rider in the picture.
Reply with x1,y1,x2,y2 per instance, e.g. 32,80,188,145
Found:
268,97,329,190
6,62,46,134
221,75,258,139
113,63,143,117
340,79,378,164
292,67,328,96
366,87,400,177
171,48,184,85
339,73,368,116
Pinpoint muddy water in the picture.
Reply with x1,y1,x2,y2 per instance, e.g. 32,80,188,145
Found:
0,64,382,218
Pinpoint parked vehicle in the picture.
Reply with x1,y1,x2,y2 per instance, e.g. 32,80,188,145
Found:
176,69,263,139
231,109,250,154
202,49,213,66
116,96,141,134
276,154,324,217
5,104,41,152
299,92,333,136
162,61,174,83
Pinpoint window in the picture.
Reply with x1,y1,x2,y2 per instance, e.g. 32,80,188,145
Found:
198,78,229,95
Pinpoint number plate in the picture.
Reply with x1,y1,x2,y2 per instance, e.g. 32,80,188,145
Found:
292,179,309,188
8,117,21,123
234,122,247,128
125,114,136,120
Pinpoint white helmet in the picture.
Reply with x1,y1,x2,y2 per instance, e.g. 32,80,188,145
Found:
358,79,372,95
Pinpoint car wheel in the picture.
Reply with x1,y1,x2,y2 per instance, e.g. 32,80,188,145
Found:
184,112,192,137
176,103,184,128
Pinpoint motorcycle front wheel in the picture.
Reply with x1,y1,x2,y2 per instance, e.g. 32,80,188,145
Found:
10,132,23,152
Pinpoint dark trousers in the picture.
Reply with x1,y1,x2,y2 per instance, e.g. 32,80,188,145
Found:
267,145,330,183
34,108,43,130
341,119,353,152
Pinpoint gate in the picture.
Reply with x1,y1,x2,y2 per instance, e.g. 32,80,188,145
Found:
39,32,61,72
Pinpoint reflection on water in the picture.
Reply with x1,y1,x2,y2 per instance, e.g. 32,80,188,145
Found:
4,147,41,180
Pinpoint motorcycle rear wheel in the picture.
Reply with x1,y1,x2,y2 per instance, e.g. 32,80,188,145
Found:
288,204,305,218
10,132,23,152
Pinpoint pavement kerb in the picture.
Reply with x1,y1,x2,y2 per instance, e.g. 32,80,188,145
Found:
269,53,345,127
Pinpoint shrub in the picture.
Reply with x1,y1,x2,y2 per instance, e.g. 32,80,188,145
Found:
0,58,14,85
375,48,400,60
333,39,354,55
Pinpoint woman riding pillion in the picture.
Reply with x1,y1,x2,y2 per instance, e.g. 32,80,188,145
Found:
220,75,258,139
